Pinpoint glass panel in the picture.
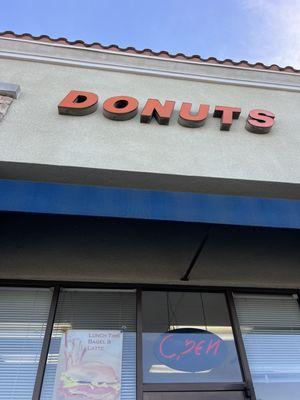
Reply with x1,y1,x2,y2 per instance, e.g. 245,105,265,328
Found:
234,293,300,400
142,291,242,383
0,287,52,400
41,289,136,400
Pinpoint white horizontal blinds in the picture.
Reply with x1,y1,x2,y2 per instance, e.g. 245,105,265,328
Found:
121,331,136,400
0,287,52,400
234,293,300,394
234,294,300,329
41,289,136,400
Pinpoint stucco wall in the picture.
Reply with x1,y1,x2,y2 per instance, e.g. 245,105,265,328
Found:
0,49,299,198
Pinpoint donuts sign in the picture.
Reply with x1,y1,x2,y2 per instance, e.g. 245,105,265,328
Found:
58,90,275,134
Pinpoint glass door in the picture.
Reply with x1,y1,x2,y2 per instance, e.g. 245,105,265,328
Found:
142,291,243,385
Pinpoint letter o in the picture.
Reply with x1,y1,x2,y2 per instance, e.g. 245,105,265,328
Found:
103,96,139,121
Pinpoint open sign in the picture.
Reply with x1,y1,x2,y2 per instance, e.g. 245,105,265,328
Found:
154,328,227,372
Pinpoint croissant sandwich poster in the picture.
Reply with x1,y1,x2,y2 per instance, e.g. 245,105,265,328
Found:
53,330,123,400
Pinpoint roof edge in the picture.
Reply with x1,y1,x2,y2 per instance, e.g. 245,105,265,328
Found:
0,31,299,74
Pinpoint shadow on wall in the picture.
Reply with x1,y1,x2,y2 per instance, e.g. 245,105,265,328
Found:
0,212,299,287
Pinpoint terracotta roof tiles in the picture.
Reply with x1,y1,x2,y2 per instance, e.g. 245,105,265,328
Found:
0,31,299,74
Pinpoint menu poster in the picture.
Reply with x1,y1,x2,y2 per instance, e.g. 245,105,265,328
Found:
53,330,123,400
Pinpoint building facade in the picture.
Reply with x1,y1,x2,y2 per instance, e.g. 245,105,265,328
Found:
0,32,300,400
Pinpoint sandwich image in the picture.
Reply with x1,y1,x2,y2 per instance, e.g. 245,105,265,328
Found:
59,362,121,400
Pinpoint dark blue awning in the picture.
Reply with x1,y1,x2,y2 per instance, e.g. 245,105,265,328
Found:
0,179,299,229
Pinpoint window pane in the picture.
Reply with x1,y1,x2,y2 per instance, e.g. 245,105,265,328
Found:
0,287,52,400
142,291,242,383
234,293,300,400
41,289,136,400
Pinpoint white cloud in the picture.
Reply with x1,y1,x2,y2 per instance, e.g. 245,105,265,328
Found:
241,0,300,68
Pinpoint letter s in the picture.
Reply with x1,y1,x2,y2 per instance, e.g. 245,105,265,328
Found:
246,109,275,134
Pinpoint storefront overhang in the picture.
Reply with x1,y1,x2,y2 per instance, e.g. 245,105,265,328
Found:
1,179,299,229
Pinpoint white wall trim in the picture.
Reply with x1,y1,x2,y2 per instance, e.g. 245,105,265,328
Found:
1,37,300,92
1,36,299,76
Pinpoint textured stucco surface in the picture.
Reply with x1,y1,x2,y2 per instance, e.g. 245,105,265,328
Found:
0,57,299,196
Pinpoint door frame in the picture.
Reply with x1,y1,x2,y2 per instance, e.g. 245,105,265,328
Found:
137,288,254,400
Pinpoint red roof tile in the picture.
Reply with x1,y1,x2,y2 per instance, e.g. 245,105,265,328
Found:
1,31,299,74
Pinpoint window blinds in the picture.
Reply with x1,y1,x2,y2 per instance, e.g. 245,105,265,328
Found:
0,287,52,400
234,293,300,400
40,289,136,400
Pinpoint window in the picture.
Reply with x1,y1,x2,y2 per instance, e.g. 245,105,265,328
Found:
0,287,52,400
40,289,136,400
234,293,300,400
142,291,242,383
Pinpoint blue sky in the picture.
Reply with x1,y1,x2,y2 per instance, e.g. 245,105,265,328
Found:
1,0,299,68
